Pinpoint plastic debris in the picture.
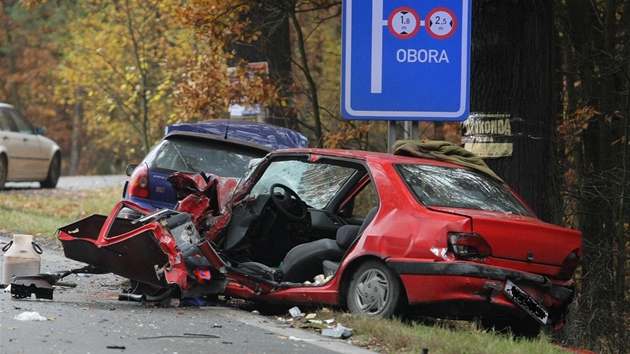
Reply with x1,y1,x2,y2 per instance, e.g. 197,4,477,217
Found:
14,311,47,321
312,274,332,285
289,306,302,318
314,274,325,284
321,323,352,339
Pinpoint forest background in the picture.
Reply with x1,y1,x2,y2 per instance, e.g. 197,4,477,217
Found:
1,0,629,352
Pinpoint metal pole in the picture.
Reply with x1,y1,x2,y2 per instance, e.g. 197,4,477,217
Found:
387,120,397,153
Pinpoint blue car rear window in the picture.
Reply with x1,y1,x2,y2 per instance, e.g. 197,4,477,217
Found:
147,137,268,178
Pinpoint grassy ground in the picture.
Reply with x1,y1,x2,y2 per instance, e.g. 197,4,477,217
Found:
0,187,574,354
0,187,120,238
283,309,569,354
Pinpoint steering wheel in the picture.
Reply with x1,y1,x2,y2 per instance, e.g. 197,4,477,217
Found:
270,183,308,221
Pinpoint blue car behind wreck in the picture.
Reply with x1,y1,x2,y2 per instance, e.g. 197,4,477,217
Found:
122,119,308,211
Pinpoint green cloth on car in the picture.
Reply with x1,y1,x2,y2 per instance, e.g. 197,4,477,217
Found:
392,139,504,183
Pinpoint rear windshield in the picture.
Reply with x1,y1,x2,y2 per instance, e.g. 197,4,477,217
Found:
395,164,534,216
147,136,268,178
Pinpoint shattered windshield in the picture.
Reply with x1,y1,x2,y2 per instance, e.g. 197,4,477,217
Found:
250,159,358,209
396,164,534,216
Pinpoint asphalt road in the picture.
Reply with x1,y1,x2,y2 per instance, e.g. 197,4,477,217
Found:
0,236,374,354
5,175,129,191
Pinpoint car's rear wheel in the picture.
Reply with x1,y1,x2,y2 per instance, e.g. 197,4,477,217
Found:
41,153,60,189
0,154,6,190
347,259,403,318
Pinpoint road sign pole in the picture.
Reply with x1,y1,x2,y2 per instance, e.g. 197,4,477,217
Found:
388,121,396,153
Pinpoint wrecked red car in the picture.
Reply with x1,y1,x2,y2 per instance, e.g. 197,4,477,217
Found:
57,141,581,336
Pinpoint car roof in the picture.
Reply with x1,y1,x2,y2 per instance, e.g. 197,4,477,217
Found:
266,146,504,183
162,130,273,154
266,147,494,173
166,119,308,150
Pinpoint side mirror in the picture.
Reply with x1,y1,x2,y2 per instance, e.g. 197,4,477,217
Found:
125,164,138,176
36,127,47,135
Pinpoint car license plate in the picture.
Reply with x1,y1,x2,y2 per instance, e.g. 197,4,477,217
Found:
504,279,549,325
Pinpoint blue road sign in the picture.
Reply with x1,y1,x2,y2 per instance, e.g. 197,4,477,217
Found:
341,0,471,121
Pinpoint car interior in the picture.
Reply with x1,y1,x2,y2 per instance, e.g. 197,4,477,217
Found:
212,158,379,285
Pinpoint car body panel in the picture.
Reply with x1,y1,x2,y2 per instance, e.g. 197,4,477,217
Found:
59,146,582,330
0,103,60,184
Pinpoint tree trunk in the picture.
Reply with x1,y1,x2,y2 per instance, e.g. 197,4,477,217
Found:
469,0,560,224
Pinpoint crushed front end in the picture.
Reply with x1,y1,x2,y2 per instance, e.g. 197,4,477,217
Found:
57,173,237,300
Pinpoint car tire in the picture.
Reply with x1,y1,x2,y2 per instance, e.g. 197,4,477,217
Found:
41,153,60,189
347,259,403,318
0,154,6,190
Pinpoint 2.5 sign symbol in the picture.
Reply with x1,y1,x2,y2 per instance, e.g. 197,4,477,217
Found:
426,8,457,39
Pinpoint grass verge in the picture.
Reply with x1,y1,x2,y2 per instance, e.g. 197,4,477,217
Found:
0,188,120,237
330,313,566,354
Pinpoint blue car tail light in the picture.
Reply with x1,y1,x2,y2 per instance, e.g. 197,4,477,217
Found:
127,163,150,198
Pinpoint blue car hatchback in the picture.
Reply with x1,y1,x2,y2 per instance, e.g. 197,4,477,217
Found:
122,119,308,211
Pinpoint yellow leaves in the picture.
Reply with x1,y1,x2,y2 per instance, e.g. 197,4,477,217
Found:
564,168,579,186
18,0,43,10
323,122,373,149
150,93,162,102
50,0,193,160
558,106,600,149
611,136,626,146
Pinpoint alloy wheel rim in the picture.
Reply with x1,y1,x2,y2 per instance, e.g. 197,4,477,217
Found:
354,268,390,315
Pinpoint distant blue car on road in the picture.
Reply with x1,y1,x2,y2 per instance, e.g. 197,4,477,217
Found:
122,119,308,211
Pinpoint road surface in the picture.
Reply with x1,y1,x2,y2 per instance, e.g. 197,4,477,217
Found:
0,235,373,354
5,175,129,191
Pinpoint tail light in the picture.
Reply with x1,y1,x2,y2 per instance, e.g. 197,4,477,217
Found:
448,232,492,259
557,248,581,279
127,163,150,198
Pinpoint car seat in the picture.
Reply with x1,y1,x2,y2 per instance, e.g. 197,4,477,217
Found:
236,207,378,283
280,207,378,283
